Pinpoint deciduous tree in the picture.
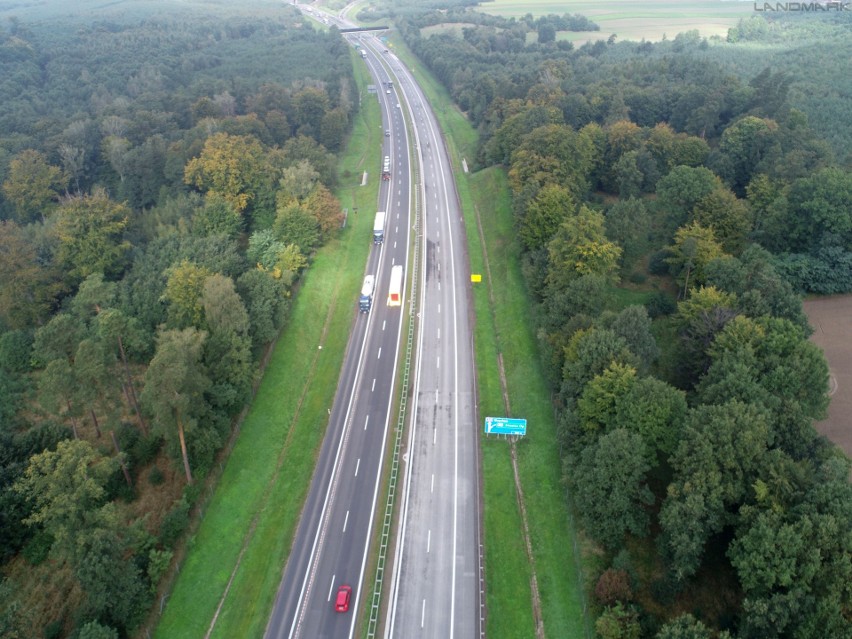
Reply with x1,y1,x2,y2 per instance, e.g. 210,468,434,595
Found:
2,150,65,223
163,260,213,329
660,401,770,581
183,132,268,213
53,189,131,281
140,327,210,483
547,205,622,291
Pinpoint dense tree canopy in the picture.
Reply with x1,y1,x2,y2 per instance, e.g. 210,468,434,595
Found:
394,6,851,636
0,4,353,634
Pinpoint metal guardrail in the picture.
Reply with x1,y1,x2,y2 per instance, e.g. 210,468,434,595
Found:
366,162,421,638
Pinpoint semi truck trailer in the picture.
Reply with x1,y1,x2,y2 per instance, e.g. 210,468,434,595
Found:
373,211,385,244
359,275,375,313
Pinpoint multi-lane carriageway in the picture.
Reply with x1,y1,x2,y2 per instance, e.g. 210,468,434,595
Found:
265,15,482,639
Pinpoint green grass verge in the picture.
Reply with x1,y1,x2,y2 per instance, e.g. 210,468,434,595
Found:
385,34,591,639
153,53,383,639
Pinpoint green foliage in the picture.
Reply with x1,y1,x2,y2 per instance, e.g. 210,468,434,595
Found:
560,328,638,406
691,188,751,254
53,189,132,282
163,260,213,329
141,327,211,482
655,614,714,639
577,362,637,434
158,497,190,548
147,548,173,593
660,401,771,581
147,466,164,486
0,221,63,330
595,602,641,639
666,222,726,295
78,621,119,639
274,202,322,255
73,508,150,631
604,197,649,272
569,428,653,550
547,205,622,291
1,149,65,224
236,268,290,349
14,439,116,556
656,166,723,236
613,377,687,465
184,132,270,215
43,619,63,639
192,192,243,239
718,116,780,193
0,330,33,374
518,183,577,252
0,5,353,632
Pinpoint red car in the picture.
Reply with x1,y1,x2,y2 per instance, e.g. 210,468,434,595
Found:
335,584,352,613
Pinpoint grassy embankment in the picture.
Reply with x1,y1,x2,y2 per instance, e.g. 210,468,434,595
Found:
152,53,383,638
386,36,593,639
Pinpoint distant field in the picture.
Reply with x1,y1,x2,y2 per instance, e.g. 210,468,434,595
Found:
804,295,852,461
475,0,754,42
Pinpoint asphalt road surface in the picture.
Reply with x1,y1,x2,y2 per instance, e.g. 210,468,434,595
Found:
266,11,482,639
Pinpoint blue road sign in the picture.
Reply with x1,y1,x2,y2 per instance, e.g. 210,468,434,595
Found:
484,416,527,436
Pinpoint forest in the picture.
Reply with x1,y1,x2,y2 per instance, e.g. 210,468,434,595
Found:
0,2,355,637
387,3,852,638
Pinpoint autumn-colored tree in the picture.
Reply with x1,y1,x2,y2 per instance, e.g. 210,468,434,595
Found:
2,149,66,223
303,182,343,238
53,189,131,281
0,221,62,329
594,569,633,607
508,123,596,200
183,132,268,213
163,260,213,329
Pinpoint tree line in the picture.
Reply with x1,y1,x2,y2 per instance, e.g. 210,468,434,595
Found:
0,5,355,638
395,7,852,638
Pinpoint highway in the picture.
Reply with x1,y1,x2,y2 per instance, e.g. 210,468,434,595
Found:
266,8,481,638
378,45,481,639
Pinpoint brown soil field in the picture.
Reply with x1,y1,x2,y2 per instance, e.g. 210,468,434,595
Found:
804,295,852,459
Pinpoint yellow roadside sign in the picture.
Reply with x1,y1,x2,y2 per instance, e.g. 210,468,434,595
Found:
471,274,482,283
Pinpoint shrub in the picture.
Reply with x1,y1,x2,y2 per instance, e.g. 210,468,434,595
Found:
648,249,672,276
43,619,63,639
148,466,165,486
595,568,633,606
159,498,190,547
22,529,53,566
645,291,676,318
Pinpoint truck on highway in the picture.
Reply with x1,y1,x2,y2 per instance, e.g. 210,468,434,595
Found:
382,156,390,181
373,211,385,244
359,275,375,313
387,265,403,307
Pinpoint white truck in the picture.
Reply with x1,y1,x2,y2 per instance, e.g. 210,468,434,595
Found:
359,275,375,313
373,211,385,244
387,265,403,307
